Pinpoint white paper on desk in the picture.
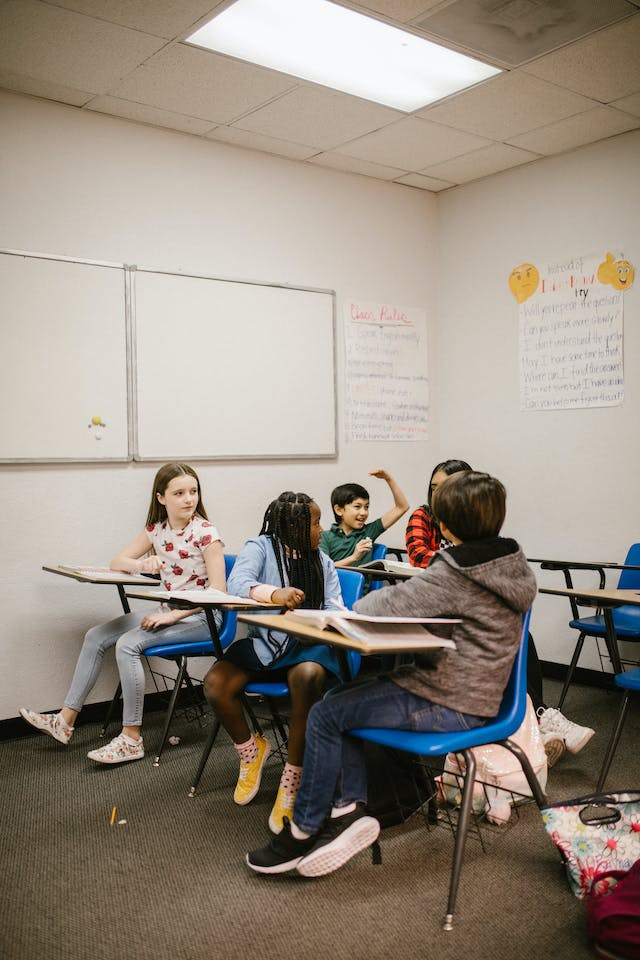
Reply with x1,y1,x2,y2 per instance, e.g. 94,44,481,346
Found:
138,587,260,605
58,565,154,583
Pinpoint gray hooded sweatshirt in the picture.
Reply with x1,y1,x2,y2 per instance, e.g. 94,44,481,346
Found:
354,537,537,718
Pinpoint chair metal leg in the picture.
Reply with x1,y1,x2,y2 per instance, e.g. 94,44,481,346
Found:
242,695,264,738
557,633,586,709
153,656,187,766
443,748,477,931
596,692,631,792
100,682,122,738
189,717,221,797
501,738,546,807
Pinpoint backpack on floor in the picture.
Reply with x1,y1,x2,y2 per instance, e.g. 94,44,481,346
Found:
586,859,640,959
364,741,433,828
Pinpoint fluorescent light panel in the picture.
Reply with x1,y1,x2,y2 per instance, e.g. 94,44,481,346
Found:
185,0,501,112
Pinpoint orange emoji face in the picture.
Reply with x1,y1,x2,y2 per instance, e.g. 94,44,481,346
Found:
509,263,539,303
598,252,634,291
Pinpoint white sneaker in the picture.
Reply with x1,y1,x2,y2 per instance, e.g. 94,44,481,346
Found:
541,731,565,767
537,707,595,755
19,708,73,745
87,733,144,764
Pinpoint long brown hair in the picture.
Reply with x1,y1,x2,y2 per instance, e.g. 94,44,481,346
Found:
145,463,208,526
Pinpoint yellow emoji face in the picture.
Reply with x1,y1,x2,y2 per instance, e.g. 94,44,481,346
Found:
509,263,539,303
598,252,635,291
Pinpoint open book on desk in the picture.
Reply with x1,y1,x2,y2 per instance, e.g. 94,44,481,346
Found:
357,559,420,576
127,587,261,606
285,609,458,654
57,565,159,584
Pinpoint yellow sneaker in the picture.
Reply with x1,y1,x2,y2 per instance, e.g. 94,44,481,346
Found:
268,785,297,834
233,735,271,805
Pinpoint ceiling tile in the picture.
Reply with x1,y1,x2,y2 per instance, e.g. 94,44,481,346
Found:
611,91,640,117
413,0,637,68
85,95,216,134
233,85,402,151
352,1,444,23
206,126,317,160
418,71,596,140
521,14,640,102
506,105,640,155
0,69,92,106
0,0,165,93
46,2,226,40
109,44,296,123
393,172,454,191
421,142,539,184
334,116,492,169
308,152,407,180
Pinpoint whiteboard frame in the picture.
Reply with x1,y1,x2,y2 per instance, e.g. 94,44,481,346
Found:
0,247,132,464
0,249,338,463
130,264,338,462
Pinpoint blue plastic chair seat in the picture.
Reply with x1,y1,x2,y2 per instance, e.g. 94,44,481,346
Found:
245,681,289,698
569,608,640,638
615,666,640,691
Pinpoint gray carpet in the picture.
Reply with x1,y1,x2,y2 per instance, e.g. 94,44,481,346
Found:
2,680,638,960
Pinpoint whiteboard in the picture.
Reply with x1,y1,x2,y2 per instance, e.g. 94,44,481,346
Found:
133,269,336,460
0,251,129,462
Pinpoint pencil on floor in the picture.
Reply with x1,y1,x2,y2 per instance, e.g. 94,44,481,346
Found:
110,806,117,827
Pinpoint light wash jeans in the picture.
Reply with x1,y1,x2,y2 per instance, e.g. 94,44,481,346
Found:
64,608,218,727
293,675,488,835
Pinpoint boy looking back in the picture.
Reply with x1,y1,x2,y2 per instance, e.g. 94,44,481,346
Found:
320,468,409,567
247,471,537,877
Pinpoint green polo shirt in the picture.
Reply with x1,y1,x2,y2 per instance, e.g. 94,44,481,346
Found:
320,518,384,566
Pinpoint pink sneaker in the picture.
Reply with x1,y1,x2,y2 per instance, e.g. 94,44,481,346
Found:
19,708,73,745
87,733,144,765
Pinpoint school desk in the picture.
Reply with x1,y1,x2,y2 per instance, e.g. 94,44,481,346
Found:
42,564,159,614
538,585,640,676
238,612,457,679
124,587,279,659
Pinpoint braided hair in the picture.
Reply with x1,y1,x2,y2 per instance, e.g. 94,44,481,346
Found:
260,492,324,609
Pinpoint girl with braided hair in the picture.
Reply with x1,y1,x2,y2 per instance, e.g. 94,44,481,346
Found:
204,492,344,834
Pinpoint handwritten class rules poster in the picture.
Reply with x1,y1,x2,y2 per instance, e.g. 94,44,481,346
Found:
511,250,635,411
343,299,428,442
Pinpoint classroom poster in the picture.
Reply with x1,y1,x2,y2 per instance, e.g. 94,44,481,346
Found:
514,251,632,411
343,299,428,441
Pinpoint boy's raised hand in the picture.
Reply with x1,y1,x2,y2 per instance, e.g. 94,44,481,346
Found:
369,468,391,481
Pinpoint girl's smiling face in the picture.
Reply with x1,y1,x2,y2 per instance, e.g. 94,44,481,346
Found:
157,474,199,527
309,501,323,550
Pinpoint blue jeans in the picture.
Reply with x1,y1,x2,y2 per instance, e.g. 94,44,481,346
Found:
293,675,488,835
64,609,218,727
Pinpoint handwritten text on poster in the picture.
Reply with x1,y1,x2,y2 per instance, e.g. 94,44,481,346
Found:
344,299,428,441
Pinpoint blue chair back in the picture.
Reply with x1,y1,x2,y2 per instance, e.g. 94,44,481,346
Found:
618,543,640,590
336,567,365,678
350,609,532,754
372,543,387,561
220,554,237,649
368,543,387,591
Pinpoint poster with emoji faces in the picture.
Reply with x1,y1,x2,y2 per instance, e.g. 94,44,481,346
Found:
516,251,630,412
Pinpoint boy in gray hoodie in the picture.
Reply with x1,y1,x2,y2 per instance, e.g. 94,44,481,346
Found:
247,471,537,877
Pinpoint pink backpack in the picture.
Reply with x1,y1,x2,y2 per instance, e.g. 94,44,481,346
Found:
586,859,640,959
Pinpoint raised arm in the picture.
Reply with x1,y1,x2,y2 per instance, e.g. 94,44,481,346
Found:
370,468,409,531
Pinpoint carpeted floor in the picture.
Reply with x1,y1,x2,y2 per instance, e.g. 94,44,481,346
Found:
1,679,638,960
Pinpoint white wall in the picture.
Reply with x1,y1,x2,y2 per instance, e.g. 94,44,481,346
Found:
435,130,640,666
0,91,439,721
2,91,638,723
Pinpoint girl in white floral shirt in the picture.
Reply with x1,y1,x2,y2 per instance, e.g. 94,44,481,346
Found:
20,463,226,765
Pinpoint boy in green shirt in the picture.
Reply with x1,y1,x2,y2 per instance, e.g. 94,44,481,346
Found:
320,468,409,568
